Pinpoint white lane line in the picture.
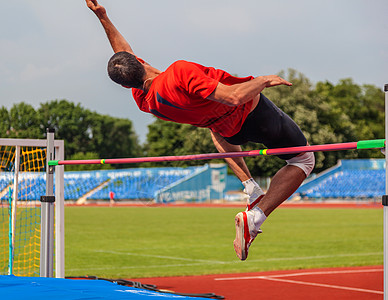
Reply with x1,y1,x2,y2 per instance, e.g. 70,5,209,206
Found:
259,252,382,263
268,268,383,278
215,268,383,281
260,276,383,295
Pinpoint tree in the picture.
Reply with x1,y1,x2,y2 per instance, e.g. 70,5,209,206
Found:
89,114,141,165
37,99,140,165
144,118,217,167
5,103,42,138
315,79,384,166
0,107,10,136
38,99,94,157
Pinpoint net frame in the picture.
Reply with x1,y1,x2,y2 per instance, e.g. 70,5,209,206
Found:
0,138,64,278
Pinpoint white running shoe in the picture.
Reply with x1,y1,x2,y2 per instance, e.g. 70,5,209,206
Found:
234,195,265,261
233,210,262,260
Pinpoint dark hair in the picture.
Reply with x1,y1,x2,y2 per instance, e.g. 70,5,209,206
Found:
107,51,145,88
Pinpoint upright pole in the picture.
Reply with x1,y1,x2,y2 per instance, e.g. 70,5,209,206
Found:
384,84,388,299
40,128,55,277
55,141,65,278
9,146,20,275
8,188,12,275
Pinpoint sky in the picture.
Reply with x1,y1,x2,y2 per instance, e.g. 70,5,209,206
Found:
1,0,387,143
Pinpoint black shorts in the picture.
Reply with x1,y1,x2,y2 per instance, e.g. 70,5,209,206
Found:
223,94,307,160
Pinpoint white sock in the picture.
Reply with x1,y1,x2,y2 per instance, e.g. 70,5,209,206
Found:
242,178,264,205
253,207,267,227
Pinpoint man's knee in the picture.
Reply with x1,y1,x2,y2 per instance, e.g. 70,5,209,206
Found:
285,152,315,177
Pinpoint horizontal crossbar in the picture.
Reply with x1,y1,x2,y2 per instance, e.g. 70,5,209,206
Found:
48,139,385,166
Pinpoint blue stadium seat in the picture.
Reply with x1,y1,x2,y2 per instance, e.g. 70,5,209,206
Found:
298,167,384,199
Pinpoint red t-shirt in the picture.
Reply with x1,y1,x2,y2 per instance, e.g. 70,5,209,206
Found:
132,60,254,137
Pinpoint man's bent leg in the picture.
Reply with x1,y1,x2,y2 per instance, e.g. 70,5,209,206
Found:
233,165,305,260
234,152,314,260
257,164,306,216
258,151,314,216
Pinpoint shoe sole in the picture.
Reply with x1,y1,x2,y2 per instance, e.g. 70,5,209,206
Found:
233,212,248,261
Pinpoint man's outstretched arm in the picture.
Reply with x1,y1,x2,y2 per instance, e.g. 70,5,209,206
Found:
86,0,134,54
207,75,292,107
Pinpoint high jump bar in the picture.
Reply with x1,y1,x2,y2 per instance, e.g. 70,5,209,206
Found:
48,139,385,166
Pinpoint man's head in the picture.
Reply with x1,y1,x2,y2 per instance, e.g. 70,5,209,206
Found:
107,51,145,88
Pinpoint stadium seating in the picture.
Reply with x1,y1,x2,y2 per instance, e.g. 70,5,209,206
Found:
0,175,12,196
0,175,46,201
0,160,384,202
64,173,109,200
296,159,385,199
87,170,192,200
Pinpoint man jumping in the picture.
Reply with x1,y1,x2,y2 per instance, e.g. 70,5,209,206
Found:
86,0,315,260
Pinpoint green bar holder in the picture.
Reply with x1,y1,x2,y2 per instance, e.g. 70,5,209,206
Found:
357,139,385,149
48,160,59,166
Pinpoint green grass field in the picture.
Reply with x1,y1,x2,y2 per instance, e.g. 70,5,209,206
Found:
64,206,383,278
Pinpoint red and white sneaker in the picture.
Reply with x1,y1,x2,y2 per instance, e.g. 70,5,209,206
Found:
234,195,264,261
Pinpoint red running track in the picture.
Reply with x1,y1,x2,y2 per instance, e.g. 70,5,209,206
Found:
130,265,383,300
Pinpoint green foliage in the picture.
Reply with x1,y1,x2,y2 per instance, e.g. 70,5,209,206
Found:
8,103,42,138
144,118,218,167
88,113,141,164
313,78,385,169
0,99,140,171
38,100,95,156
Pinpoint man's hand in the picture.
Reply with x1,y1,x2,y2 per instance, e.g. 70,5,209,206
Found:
86,0,107,19
85,0,134,54
261,75,292,88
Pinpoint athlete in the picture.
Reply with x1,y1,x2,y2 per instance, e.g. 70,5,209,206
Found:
86,0,315,260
